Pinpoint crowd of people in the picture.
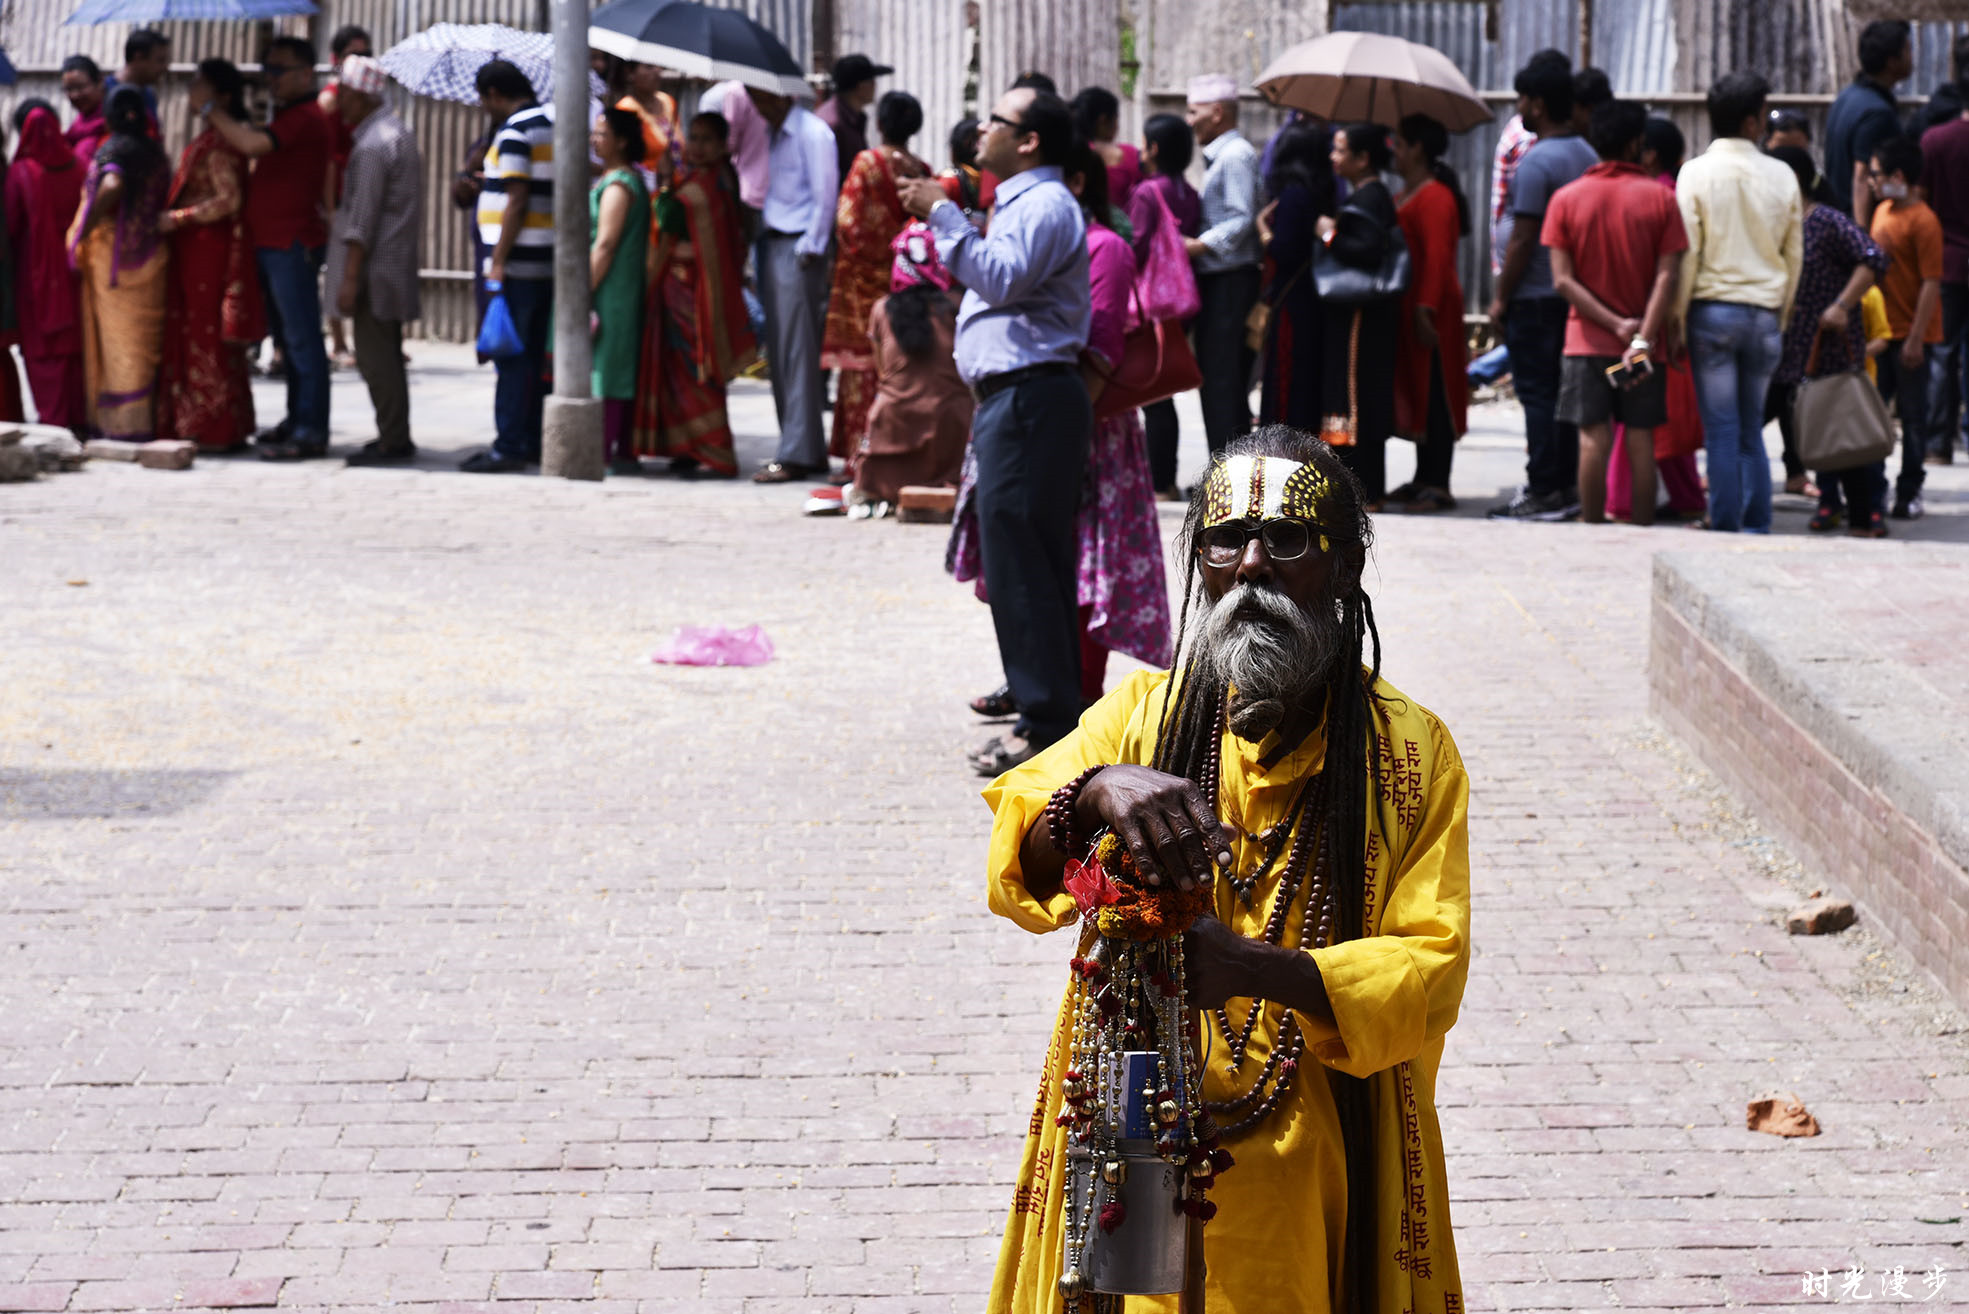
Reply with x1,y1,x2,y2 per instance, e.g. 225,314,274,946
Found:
2,27,424,464
1486,22,1966,535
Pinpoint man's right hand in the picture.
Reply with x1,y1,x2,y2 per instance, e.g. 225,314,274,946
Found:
1487,297,1508,334
487,258,505,286
1077,765,1232,892
1820,300,1850,336
898,176,945,220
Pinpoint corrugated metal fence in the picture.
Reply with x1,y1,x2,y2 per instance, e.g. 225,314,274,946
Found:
0,0,816,341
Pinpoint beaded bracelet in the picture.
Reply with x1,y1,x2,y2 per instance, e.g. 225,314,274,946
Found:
1045,766,1106,858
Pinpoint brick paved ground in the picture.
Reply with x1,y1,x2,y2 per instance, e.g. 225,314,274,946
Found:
4,348,1969,1312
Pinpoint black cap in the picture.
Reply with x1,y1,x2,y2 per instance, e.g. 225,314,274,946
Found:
831,53,892,91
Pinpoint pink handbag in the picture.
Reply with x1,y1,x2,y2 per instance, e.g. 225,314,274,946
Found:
1133,185,1201,325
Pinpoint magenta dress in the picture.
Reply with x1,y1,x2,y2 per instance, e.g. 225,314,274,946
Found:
947,221,1173,702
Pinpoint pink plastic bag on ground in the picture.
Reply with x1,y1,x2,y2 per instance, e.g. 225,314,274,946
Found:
650,624,775,667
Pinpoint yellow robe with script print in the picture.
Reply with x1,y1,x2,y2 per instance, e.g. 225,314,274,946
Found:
981,669,1471,1314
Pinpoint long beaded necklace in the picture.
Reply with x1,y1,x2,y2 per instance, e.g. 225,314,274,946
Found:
1200,702,1341,1139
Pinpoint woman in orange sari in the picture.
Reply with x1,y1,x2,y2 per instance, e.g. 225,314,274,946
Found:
821,91,927,476
1389,113,1471,513
155,59,262,451
615,61,679,193
632,111,757,476
66,87,169,442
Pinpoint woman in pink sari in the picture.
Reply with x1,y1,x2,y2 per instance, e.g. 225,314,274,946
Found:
6,101,85,430
59,56,110,163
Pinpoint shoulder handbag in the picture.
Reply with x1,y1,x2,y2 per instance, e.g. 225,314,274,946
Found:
1093,286,1203,421
1793,329,1897,472
1313,203,1411,305
1134,185,1201,324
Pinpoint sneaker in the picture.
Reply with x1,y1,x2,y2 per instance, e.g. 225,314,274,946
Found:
1851,510,1889,538
1486,486,1579,521
1891,494,1924,520
1808,506,1842,533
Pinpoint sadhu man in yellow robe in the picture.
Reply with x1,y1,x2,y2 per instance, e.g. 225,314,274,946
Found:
980,427,1472,1314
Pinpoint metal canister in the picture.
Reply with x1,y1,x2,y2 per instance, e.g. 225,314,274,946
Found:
1080,1051,1187,1295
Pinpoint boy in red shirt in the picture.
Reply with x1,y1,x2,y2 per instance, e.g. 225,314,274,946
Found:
1542,100,1688,524
1867,134,1943,520
208,36,336,461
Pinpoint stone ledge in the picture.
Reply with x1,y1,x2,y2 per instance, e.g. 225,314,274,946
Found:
1650,546,1969,1008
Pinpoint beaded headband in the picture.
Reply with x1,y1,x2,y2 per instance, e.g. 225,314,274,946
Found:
1200,455,1333,528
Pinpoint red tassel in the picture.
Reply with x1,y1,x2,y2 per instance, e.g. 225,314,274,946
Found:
1069,957,1087,975
1211,1148,1235,1172
1098,1201,1127,1233
1196,1198,1218,1222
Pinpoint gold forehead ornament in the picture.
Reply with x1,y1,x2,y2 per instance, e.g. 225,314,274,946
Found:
1200,455,1333,528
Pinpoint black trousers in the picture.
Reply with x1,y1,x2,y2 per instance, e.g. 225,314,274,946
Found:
1415,350,1455,489
1144,399,1180,491
1194,267,1262,454
973,369,1093,748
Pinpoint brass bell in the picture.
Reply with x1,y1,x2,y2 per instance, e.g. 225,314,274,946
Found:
1058,1268,1087,1301
1101,1158,1128,1186
1190,1157,1215,1181
1061,1078,1083,1100
1156,1098,1181,1126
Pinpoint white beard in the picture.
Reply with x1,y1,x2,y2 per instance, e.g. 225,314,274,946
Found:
1191,583,1341,740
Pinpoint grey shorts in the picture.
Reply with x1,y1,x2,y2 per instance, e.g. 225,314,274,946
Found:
1557,354,1670,429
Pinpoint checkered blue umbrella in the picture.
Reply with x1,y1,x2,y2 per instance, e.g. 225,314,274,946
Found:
588,0,805,95
378,23,602,107
66,0,314,22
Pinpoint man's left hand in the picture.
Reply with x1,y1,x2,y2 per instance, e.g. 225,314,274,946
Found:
898,176,945,220
336,275,360,320
1183,913,1255,1010
1901,338,1925,370
1183,236,1209,261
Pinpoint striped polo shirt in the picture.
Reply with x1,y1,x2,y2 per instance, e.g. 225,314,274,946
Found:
477,101,555,279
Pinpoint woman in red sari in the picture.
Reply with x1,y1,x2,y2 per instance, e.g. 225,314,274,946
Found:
154,60,262,452
1389,113,1471,513
821,91,927,477
632,112,758,476
6,101,84,430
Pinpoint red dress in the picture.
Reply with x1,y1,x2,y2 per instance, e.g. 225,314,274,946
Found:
1392,178,1468,441
154,129,263,450
5,107,82,427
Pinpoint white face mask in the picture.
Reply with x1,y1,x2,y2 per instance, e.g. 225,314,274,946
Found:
1879,179,1909,200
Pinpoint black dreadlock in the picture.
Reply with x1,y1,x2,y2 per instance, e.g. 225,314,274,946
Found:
1150,424,1388,1314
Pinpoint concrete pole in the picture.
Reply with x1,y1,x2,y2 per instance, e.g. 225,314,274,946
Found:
541,0,604,480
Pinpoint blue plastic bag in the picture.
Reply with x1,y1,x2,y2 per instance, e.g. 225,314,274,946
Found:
477,281,524,359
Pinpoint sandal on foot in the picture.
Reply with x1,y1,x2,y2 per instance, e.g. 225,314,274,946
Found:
752,461,812,484
970,684,1018,718
969,734,1037,778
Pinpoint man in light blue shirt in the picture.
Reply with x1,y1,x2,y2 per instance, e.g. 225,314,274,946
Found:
903,87,1092,774
1185,74,1262,454
750,90,840,482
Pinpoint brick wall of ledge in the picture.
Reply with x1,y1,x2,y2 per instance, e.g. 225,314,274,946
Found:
1650,599,1969,1010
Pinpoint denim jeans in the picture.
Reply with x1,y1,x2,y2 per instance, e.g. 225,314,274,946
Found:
1928,283,1969,458
254,243,330,444
492,277,554,463
1503,296,1575,496
1687,301,1782,533
1878,340,1931,504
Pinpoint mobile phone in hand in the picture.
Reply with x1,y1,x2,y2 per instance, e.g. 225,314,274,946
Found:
1605,351,1654,391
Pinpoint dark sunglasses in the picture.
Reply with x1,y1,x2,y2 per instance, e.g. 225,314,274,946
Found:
987,112,1028,134
1195,518,1335,567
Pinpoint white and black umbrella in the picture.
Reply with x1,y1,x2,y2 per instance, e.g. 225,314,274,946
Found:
588,0,807,96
